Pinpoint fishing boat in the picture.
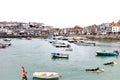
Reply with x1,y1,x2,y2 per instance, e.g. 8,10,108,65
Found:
51,52,69,58
0,41,11,46
65,47,73,51
96,50,119,56
75,40,96,46
0,44,7,48
26,37,32,40
3,38,11,41
85,67,104,72
48,40,57,43
68,39,77,43
52,42,70,48
103,61,117,65
33,72,61,79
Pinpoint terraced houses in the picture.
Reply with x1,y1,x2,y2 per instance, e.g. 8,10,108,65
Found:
0,21,120,38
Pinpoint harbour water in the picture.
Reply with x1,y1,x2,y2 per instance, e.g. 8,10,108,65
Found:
0,38,120,80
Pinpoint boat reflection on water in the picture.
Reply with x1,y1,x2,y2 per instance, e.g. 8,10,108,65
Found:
96,55,119,59
51,57,69,61
33,77,59,80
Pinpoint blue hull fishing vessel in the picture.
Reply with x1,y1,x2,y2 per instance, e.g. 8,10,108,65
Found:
96,50,119,56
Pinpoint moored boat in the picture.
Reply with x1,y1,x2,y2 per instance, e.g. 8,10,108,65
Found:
52,42,70,48
68,39,77,43
49,40,57,43
51,52,69,58
33,72,61,79
96,50,119,56
75,40,96,46
103,61,117,65
85,67,104,72
3,38,11,41
0,41,11,46
0,44,7,48
26,37,32,40
65,47,73,51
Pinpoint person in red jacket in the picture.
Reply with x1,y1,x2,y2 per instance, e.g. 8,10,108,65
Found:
22,66,27,80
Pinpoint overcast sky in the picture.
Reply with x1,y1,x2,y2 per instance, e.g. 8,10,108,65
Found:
0,0,120,28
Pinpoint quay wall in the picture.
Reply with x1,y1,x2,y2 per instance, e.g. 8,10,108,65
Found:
0,35,47,38
80,35,120,40
1,35,120,40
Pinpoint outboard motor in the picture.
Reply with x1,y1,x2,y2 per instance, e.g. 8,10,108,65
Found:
51,53,56,56
114,50,119,56
67,44,71,48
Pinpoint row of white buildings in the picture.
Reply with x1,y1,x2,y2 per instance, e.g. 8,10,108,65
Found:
0,21,44,36
0,21,120,37
84,22,120,35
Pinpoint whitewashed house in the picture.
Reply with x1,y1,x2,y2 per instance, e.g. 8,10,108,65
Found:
112,23,120,33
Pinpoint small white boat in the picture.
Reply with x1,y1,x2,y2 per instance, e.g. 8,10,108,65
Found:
48,40,57,43
51,53,69,58
3,38,11,41
0,41,11,46
75,40,96,46
33,72,61,79
0,44,7,48
52,42,70,48
68,39,77,43
65,48,73,51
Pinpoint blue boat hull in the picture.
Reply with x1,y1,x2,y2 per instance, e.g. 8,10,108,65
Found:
96,51,118,56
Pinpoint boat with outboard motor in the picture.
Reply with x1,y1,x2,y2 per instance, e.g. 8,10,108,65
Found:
51,52,69,58
52,42,71,48
103,61,117,65
85,67,104,72
65,47,73,51
3,38,11,41
96,50,119,56
75,40,96,46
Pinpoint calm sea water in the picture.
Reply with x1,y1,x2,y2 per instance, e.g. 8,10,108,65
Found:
0,38,120,80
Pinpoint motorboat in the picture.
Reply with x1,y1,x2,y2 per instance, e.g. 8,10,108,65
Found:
0,41,11,46
52,42,70,48
48,40,57,43
65,47,73,51
103,61,117,65
75,40,96,46
51,52,69,58
0,44,7,48
96,50,119,56
85,67,104,72
3,38,11,41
